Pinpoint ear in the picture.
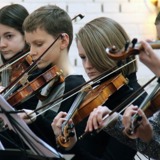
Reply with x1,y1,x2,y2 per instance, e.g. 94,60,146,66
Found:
60,33,69,50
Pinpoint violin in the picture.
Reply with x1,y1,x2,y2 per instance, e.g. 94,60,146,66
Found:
128,87,160,135
57,73,128,148
106,38,160,60
10,54,33,83
0,14,84,95
7,65,64,107
142,89,160,118
72,73,128,124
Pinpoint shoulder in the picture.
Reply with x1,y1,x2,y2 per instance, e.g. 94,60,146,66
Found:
64,75,85,89
63,75,85,95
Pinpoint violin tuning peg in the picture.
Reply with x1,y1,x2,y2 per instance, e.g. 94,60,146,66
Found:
68,131,75,137
124,40,130,52
131,38,138,48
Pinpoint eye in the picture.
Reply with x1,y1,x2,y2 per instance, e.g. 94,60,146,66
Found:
79,54,86,60
5,34,13,40
36,43,43,47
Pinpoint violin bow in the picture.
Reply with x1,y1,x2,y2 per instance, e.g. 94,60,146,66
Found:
78,75,157,139
1,14,85,98
1,34,63,98
128,77,160,134
30,59,136,119
0,48,30,72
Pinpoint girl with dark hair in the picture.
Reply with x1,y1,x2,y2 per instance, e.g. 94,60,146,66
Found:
0,4,29,88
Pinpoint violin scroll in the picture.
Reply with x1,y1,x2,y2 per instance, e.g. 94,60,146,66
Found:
56,123,76,149
106,38,160,60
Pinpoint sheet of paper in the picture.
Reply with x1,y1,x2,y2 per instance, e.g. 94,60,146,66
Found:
0,95,62,159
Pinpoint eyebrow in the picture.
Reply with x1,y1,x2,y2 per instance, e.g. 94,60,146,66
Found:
3,32,13,36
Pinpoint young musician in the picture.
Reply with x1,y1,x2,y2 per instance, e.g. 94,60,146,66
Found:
83,12,160,160
0,4,29,88
17,5,85,148
0,4,40,110
52,17,147,160
0,4,52,149
84,41,160,159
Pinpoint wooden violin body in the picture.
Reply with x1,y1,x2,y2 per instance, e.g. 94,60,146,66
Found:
10,55,33,82
7,65,64,107
72,73,128,124
57,73,128,148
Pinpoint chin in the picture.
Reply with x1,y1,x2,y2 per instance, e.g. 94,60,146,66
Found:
89,75,97,80
37,64,43,69
3,56,13,61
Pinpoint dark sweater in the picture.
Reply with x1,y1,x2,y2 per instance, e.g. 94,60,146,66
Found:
64,73,147,160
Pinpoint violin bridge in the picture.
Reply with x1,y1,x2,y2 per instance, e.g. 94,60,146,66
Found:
56,69,63,76
81,84,92,92
19,73,29,86
125,78,129,85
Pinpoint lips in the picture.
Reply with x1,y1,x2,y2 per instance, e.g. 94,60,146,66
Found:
1,51,9,54
87,72,96,77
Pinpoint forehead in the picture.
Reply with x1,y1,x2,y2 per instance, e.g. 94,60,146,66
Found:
0,24,18,35
77,40,86,54
24,28,52,43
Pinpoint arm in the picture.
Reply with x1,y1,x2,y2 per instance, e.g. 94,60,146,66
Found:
136,111,160,159
139,40,160,77
104,105,160,159
85,105,160,159
85,106,137,150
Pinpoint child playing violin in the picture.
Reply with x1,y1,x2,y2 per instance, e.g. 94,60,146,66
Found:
17,5,85,148
0,4,56,149
0,4,29,89
0,4,42,110
51,17,147,160
84,40,160,159
82,12,160,160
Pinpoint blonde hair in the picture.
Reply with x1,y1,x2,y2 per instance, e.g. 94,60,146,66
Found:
76,17,137,76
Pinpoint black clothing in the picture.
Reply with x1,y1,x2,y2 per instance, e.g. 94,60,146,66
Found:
29,75,86,146
63,73,147,160
0,66,55,148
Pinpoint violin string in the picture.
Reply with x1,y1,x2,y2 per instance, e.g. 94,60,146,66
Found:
108,76,157,117
79,76,156,138
62,91,88,131
101,76,157,133
1,15,85,99
0,51,30,72
31,59,137,119
80,92,146,139
100,89,149,132
1,34,63,96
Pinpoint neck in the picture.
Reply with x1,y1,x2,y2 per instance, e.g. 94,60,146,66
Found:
56,51,75,78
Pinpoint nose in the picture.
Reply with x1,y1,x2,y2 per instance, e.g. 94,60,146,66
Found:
0,38,7,49
29,46,37,58
84,58,93,70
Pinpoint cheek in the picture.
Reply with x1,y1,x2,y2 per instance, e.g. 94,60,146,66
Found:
12,39,25,52
82,61,87,69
